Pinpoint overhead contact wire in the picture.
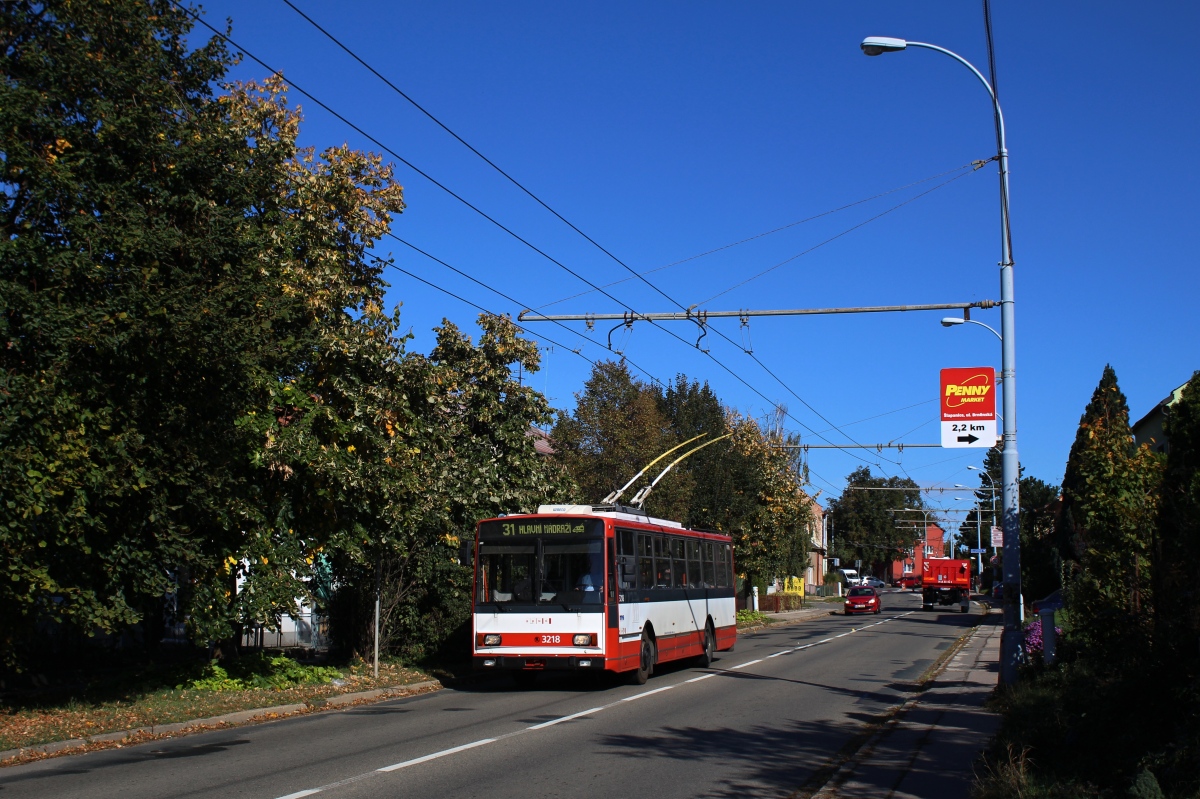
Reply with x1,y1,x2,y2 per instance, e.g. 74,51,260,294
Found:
192,4,903,469
270,0,924,468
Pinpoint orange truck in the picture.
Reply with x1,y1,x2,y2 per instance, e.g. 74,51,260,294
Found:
921,558,972,613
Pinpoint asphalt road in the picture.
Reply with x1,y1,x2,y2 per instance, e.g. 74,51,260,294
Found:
0,591,980,799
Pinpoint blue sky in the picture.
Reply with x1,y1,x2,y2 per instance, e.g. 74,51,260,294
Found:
192,1,1199,520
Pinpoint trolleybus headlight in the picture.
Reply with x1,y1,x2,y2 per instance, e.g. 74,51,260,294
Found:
483,659,497,667
573,634,594,646
483,634,502,647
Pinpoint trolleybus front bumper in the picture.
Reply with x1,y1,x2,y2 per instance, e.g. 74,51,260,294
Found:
473,655,607,671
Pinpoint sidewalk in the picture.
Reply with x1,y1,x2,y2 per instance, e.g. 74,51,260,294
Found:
814,611,1003,798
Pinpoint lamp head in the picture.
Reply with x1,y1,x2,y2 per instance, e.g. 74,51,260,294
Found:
861,36,908,56
941,317,964,327
967,465,979,471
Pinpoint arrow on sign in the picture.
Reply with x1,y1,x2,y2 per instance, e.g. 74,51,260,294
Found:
956,434,980,444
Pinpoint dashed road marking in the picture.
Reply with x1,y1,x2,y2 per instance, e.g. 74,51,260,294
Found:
377,738,497,772
271,610,917,799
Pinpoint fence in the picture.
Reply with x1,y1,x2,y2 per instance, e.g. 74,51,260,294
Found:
240,614,331,650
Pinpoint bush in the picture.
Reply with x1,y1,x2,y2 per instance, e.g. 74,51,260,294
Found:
736,609,770,626
177,653,342,691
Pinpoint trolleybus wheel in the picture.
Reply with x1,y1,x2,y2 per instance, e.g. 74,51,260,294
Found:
696,623,716,668
631,632,654,685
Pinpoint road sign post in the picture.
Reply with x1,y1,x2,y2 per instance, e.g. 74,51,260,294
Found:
940,367,997,448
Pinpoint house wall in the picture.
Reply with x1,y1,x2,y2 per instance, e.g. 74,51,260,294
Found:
888,524,945,584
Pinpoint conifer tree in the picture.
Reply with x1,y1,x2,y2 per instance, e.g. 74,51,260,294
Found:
1059,366,1163,664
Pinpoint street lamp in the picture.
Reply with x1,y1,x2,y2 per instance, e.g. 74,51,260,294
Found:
862,35,1023,683
954,492,987,579
941,317,1003,341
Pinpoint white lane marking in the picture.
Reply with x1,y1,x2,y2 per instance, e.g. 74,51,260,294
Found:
766,651,785,658
277,611,919,797
621,685,675,701
377,738,496,772
527,706,604,730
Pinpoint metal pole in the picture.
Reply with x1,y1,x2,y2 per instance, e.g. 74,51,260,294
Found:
373,557,382,679
976,509,983,576
518,300,998,323
903,40,1022,685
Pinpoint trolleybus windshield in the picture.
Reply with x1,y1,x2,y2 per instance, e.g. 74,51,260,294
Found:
475,518,605,610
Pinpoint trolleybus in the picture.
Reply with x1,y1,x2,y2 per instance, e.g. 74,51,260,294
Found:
472,503,737,685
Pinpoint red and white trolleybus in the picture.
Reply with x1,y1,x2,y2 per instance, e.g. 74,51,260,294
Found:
472,503,737,684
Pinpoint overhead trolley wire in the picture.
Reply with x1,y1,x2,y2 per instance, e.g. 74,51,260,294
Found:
271,0,962,474
177,4,643,322
533,163,980,311
378,234,664,386
279,0,686,314
373,255,597,369
186,4,899,472
695,168,979,306
275,0,972,473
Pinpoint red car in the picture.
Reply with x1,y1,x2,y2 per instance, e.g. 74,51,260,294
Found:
897,574,920,590
844,586,883,615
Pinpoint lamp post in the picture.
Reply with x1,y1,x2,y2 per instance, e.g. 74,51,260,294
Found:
941,317,1002,341
967,466,999,545
862,35,1022,683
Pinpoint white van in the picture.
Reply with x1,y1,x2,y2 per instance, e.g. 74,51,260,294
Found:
838,568,859,585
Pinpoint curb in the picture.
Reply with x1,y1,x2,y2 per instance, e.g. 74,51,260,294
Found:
0,679,442,766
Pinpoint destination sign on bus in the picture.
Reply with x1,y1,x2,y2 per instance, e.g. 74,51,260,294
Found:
478,518,603,538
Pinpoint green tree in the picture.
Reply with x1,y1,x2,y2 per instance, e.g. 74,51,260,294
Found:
828,467,926,572
330,314,575,662
1155,371,1200,667
1017,476,1062,601
552,361,688,517
1059,366,1163,665
963,448,1060,597
720,410,812,586
658,375,734,531
0,1,407,665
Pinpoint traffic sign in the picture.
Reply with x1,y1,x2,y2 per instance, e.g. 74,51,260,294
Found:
969,548,987,554
991,525,1003,547
940,367,997,448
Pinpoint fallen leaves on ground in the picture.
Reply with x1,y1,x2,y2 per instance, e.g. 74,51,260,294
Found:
0,661,430,757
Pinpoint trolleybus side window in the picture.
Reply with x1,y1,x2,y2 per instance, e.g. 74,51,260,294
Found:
654,535,671,588
702,541,716,587
715,544,729,588
637,533,654,590
607,537,618,598
671,538,686,588
617,529,637,590
687,540,702,588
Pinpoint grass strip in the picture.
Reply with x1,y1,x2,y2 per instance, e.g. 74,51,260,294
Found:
1,660,429,754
